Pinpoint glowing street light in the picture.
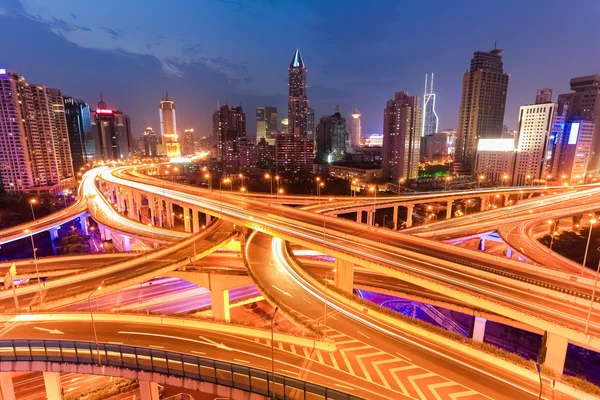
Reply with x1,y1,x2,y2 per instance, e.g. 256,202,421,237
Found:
87,285,103,365
582,218,597,275
29,198,38,221
24,228,43,306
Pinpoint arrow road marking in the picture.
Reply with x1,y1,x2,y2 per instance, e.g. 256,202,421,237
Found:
33,327,64,334
271,285,293,297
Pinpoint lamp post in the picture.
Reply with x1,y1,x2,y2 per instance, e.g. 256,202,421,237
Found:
477,175,485,188
271,306,279,398
275,175,280,196
351,179,358,198
526,174,532,187
29,198,37,221
585,259,600,334
319,182,325,198
204,173,211,191
444,176,451,191
502,174,508,187
24,229,44,306
87,286,103,365
369,186,377,226
582,219,597,275
265,173,273,196
315,177,321,197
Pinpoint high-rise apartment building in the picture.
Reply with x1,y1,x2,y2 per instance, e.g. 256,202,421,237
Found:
422,73,439,137
288,49,308,137
90,97,132,161
212,104,246,163
256,106,278,145
553,120,594,181
64,97,92,173
453,48,509,175
512,89,562,186
143,127,159,157
557,75,600,173
257,137,275,171
159,93,180,158
382,92,422,181
181,128,195,156
474,138,515,184
307,108,315,139
0,70,76,192
316,105,346,163
349,109,362,151
275,133,314,174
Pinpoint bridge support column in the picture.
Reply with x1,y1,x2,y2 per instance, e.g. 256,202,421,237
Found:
50,227,59,240
184,207,191,232
366,210,373,226
446,200,453,219
206,213,212,225
210,284,230,321
149,197,156,225
472,317,486,342
393,206,398,230
116,188,122,213
192,209,200,233
0,372,16,400
135,191,143,221
480,197,486,212
406,205,413,228
506,248,513,259
127,191,135,219
122,235,131,252
139,380,160,400
43,372,62,400
356,211,362,223
157,199,164,227
334,259,354,293
166,201,174,228
543,333,568,375
79,215,88,235
478,238,486,251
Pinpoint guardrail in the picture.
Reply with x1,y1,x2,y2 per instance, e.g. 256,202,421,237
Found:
0,339,362,400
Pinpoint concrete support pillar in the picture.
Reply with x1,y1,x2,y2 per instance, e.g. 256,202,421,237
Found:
446,200,453,219
366,210,373,226
478,238,486,251
543,333,568,375
393,206,398,230
104,228,112,241
506,248,513,259
79,215,88,235
472,317,487,342
334,258,354,293
406,205,413,228
184,207,191,232
0,372,16,400
157,199,164,227
480,197,486,212
139,380,160,400
356,211,362,224
116,188,122,213
50,227,59,240
206,213,212,226
192,209,200,233
43,372,62,400
135,191,143,221
210,286,230,321
149,197,156,225
127,190,135,219
122,235,131,252
97,224,106,241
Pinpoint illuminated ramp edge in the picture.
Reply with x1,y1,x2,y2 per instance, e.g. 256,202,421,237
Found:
0,339,363,400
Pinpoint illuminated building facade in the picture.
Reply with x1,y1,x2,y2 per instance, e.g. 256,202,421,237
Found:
349,109,362,151
288,49,309,137
474,138,515,183
382,92,422,181
90,96,132,160
64,97,92,172
143,127,159,157
159,93,180,158
256,106,278,145
553,120,594,182
212,104,246,163
275,133,314,174
316,105,346,163
453,48,509,176
422,73,438,137
181,128,195,156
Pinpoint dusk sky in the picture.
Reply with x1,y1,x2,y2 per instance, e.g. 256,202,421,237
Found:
2,0,600,139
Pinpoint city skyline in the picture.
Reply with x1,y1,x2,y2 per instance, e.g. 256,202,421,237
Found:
2,0,600,139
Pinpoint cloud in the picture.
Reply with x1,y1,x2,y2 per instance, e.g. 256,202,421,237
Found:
17,0,253,81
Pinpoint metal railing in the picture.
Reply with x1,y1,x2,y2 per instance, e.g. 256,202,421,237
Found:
0,340,363,400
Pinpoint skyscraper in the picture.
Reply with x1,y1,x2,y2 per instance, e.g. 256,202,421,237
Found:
316,105,346,163
159,93,180,158
512,89,562,186
212,104,246,163
143,127,159,157
256,106,278,145
557,75,600,173
288,49,308,137
422,73,439,138
275,133,314,174
181,128,195,156
349,109,362,151
452,48,509,175
307,108,315,139
382,92,422,181
0,70,75,191
64,97,92,172
90,97,132,161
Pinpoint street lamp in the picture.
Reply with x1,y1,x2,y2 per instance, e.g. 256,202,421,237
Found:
275,175,280,195
502,174,508,187
24,229,44,306
29,198,37,221
265,173,273,196
87,285,103,365
315,177,321,197
477,175,485,188
351,179,358,198
204,173,211,191
369,186,377,226
585,259,600,334
444,176,451,191
582,219,597,275
526,174,532,187
271,306,279,397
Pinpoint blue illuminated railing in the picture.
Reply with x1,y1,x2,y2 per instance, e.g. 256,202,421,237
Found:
0,340,363,400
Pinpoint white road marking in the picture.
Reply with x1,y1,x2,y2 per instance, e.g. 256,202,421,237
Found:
191,350,206,355
271,285,293,297
149,345,164,349
396,352,412,362
334,383,354,391
356,330,370,339
234,358,250,364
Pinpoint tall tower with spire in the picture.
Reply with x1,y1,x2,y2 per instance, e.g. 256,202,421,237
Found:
422,73,439,137
159,92,180,158
288,49,308,137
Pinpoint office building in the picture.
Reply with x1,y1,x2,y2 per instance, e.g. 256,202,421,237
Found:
316,105,346,163
275,133,314,174
64,97,92,173
0,70,75,192
349,109,362,151
213,104,246,162
453,48,509,175
159,93,180,158
307,108,315,139
474,138,515,184
288,49,309,136
553,120,594,182
512,90,562,186
422,73,439,137
421,131,453,161
181,128,195,156
256,106,278,145
90,97,132,161
237,137,257,174
257,137,275,171
557,75,600,173
329,162,382,185
143,127,159,157
382,92,422,181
